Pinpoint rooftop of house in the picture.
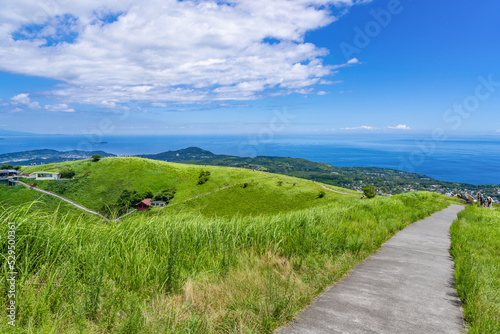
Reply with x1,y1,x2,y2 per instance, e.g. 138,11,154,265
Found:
29,172,60,175
0,170,20,174
138,198,152,206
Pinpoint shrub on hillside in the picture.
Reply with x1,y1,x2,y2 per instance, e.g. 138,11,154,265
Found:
277,181,283,186
153,187,177,204
91,155,101,162
198,170,211,185
362,186,377,199
116,190,143,214
142,190,154,199
60,168,76,179
318,190,326,198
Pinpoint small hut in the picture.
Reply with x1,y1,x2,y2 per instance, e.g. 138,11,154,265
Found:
137,198,152,211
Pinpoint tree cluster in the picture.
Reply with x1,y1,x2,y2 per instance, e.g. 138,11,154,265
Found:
114,187,177,215
1,164,21,170
198,170,211,185
60,168,76,179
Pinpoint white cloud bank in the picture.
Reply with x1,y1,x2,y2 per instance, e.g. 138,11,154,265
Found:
341,125,376,130
10,93,74,112
0,0,367,107
387,124,411,130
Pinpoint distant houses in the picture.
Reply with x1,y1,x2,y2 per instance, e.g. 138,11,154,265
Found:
137,199,167,211
0,170,20,186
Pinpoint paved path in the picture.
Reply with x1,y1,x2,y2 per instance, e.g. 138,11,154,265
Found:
277,204,465,334
19,181,110,221
315,182,353,196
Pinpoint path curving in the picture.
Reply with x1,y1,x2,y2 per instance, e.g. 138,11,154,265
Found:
315,182,353,196
277,204,465,334
19,181,110,221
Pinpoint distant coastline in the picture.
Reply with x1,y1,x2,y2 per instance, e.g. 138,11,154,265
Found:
1,134,499,185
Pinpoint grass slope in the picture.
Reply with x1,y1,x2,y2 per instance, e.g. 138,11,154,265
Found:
0,192,451,333
153,178,350,218
0,185,94,220
23,157,355,217
451,206,500,333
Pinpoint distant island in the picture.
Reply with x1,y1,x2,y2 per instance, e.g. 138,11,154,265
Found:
2,147,499,201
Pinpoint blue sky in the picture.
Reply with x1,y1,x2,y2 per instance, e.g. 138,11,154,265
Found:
0,0,499,135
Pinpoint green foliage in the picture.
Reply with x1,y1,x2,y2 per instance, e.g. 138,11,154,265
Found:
60,168,76,179
0,164,20,170
142,190,154,199
197,170,211,185
276,181,283,186
318,190,326,198
0,191,449,333
153,187,177,203
451,206,500,333
92,155,101,162
116,189,143,214
362,186,377,199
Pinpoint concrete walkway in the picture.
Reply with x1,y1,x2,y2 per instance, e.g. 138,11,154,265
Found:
277,204,465,334
315,182,353,196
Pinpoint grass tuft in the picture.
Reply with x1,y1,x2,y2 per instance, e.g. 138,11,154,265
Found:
450,206,500,333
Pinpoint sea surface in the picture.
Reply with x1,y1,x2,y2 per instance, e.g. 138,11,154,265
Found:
1,134,499,185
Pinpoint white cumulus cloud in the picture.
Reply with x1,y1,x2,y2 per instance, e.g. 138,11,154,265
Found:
10,93,41,109
44,103,75,112
10,93,75,112
341,125,376,130
0,0,367,107
388,124,411,130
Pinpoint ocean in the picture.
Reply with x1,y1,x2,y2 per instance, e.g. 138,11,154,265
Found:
1,134,499,185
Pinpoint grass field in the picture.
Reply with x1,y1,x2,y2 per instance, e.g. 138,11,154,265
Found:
0,185,95,220
0,191,451,333
21,157,356,218
450,206,500,333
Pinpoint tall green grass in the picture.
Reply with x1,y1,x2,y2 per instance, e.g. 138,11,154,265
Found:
450,206,500,333
1,192,450,333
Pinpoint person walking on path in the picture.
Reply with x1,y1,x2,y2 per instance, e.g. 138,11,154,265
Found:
488,196,493,208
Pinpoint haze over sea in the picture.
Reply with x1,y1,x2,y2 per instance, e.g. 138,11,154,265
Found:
1,134,499,186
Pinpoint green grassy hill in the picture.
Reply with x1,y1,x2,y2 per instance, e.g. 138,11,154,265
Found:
0,184,96,220
23,157,357,218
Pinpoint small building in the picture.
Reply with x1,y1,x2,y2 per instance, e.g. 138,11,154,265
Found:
137,198,152,211
0,170,20,186
151,201,167,208
29,172,61,180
